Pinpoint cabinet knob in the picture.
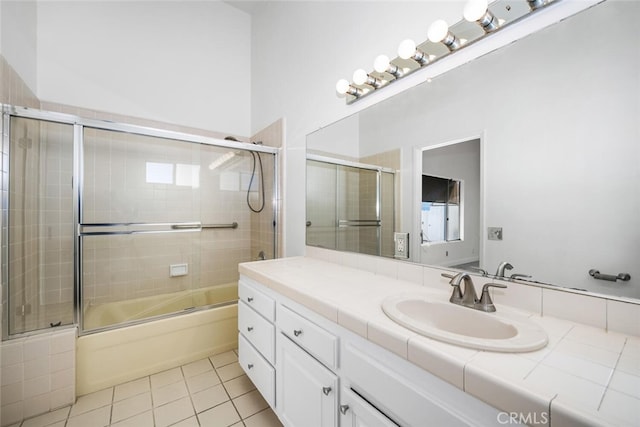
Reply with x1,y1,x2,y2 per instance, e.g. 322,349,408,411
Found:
322,386,332,396
247,297,254,302
293,329,303,337
247,326,254,332
340,405,350,415
247,363,254,369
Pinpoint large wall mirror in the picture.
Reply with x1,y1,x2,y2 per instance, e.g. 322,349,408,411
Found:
306,0,639,301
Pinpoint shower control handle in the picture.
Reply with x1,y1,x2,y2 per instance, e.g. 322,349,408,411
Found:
247,326,253,332
247,297,254,303
247,364,254,370
293,329,303,337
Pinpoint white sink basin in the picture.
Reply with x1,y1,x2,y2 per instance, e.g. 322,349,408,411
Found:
382,293,548,352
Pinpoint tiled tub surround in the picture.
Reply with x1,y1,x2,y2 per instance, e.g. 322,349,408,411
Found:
0,328,76,426
239,254,640,426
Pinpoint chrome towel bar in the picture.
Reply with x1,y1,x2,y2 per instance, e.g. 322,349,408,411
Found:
588,269,631,282
79,221,238,236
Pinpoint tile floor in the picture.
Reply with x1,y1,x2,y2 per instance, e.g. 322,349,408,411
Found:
12,350,283,427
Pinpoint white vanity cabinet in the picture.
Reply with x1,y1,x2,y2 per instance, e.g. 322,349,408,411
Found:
339,387,398,427
237,280,276,407
277,333,339,427
238,274,504,427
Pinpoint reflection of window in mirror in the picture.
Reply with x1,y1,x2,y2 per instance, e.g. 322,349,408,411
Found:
421,175,461,243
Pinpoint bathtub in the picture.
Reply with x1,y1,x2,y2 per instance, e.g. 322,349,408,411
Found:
77,283,239,395
83,282,238,331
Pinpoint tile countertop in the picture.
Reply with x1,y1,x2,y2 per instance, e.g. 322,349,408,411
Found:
239,256,640,427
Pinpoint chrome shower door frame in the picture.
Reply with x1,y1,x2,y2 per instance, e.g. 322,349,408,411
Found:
2,105,278,339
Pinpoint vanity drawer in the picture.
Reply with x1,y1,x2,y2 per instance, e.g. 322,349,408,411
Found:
238,301,275,364
239,334,275,408
239,280,275,322
278,304,338,369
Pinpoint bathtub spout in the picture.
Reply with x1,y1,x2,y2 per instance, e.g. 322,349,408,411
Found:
257,251,266,261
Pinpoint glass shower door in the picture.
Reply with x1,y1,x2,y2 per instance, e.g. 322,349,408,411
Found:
80,127,276,332
5,117,75,336
305,160,338,250
337,165,380,256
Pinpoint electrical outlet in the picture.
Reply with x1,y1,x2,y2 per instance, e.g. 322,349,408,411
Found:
394,232,409,259
488,227,503,241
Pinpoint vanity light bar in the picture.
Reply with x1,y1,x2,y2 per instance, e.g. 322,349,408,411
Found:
336,0,555,104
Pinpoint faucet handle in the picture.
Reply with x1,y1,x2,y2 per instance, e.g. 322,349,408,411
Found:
442,273,463,302
469,266,489,277
478,283,507,312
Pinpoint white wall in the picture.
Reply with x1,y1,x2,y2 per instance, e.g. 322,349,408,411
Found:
37,1,251,136
1,0,38,93
250,1,467,256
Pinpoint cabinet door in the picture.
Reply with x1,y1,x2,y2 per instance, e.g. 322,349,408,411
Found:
339,388,398,427
277,334,338,427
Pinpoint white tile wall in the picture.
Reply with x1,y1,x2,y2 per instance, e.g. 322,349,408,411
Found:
0,328,76,426
305,246,640,337
542,289,607,329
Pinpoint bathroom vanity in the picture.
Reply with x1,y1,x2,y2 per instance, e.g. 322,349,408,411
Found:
238,256,639,427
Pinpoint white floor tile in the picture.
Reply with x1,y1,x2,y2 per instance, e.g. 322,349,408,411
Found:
182,358,213,378
69,388,113,417
111,392,152,423
186,370,221,394
233,389,268,419
192,384,229,414
243,408,283,427
216,362,244,382
66,405,111,427
171,416,200,427
153,396,195,427
197,401,241,427
114,377,150,402
152,380,189,407
110,410,154,427
210,351,238,368
223,375,256,399
150,368,183,389
21,406,70,427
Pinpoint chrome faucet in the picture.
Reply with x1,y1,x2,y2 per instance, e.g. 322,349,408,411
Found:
495,261,513,278
442,272,507,312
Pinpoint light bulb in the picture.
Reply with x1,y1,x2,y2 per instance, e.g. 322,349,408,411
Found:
398,39,417,60
464,0,489,22
352,69,368,86
428,19,449,43
373,55,390,73
335,79,350,95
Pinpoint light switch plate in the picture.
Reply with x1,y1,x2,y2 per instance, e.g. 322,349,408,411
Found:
488,227,503,241
394,232,409,259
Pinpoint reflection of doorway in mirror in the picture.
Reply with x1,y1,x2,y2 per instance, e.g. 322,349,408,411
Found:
419,138,480,271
